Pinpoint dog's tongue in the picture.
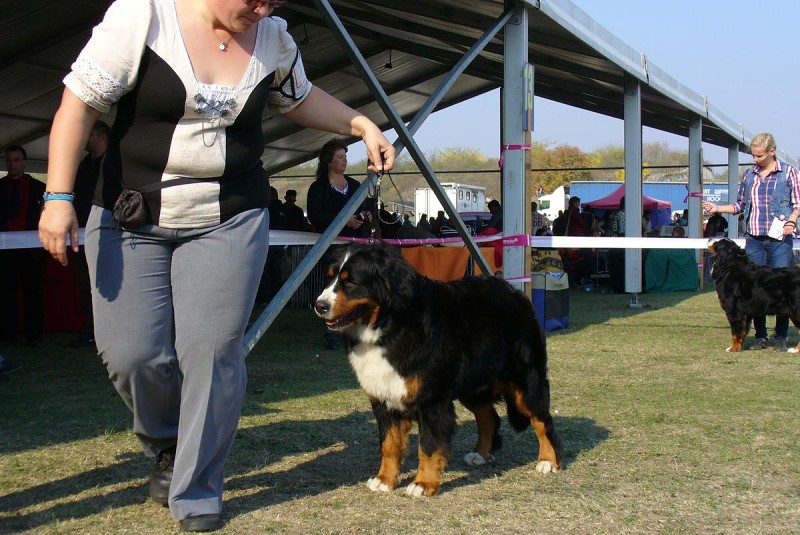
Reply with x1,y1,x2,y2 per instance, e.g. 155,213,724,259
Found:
325,320,337,327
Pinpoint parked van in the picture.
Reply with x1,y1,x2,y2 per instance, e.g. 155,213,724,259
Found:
415,183,486,224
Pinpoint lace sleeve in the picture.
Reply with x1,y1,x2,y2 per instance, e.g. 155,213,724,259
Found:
63,0,152,113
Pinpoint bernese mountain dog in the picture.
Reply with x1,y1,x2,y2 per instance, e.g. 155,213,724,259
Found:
709,238,800,352
314,245,562,497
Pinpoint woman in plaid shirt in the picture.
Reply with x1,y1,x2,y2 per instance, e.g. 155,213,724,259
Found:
702,132,800,352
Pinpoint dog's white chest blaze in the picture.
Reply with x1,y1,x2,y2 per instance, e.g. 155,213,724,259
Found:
348,341,408,411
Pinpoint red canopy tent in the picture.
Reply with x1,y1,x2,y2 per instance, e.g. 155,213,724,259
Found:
581,184,672,226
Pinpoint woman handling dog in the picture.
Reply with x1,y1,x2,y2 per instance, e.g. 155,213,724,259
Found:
38,0,394,531
702,132,800,352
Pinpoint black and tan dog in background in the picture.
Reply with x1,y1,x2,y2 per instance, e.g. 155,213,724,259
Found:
709,238,800,352
314,245,562,497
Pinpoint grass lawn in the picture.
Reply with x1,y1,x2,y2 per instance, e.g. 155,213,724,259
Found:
1,287,799,534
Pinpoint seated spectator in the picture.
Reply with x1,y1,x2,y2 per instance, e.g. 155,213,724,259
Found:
672,226,686,238
486,199,503,231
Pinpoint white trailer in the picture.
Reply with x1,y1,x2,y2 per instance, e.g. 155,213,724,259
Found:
414,183,487,223
537,185,569,221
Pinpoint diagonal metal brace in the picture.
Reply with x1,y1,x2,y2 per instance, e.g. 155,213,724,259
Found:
313,0,494,276
243,175,375,357
243,3,511,356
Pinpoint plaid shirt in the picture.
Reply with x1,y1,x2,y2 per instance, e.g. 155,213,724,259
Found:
732,160,800,237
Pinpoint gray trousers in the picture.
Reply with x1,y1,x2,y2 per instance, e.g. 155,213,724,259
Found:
85,206,269,520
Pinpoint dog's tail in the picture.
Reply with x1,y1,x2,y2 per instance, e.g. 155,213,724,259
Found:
505,396,532,432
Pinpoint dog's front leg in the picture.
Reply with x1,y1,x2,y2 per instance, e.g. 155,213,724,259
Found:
726,315,748,352
406,404,457,497
367,399,411,492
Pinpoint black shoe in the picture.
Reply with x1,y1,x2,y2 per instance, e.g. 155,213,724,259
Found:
148,446,176,506
0,358,21,375
180,514,224,532
69,334,96,349
754,337,770,350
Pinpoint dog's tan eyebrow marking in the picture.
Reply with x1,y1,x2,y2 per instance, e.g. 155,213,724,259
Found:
327,266,336,278
340,270,350,281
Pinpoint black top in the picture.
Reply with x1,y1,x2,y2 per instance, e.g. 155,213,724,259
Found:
74,153,104,226
306,175,367,237
0,174,44,231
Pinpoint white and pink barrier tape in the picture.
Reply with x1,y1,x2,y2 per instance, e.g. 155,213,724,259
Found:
0,229,760,252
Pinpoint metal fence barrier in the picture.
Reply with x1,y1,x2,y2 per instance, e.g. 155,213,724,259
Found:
283,245,325,309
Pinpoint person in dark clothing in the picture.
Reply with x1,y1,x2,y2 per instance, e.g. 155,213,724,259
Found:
70,120,109,348
418,213,432,233
0,145,45,346
306,139,371,238
486,199,503,231
307,139,371,350
283,189,310,231
582,205,596,236
562,196,589,285
256,187,287,305
552,210,567,236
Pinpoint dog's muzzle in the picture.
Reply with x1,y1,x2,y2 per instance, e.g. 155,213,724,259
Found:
314,298,331,318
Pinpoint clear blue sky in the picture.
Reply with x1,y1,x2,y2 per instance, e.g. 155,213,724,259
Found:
350,0,800,167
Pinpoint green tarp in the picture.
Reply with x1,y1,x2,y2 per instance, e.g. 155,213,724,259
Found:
644,249,699,293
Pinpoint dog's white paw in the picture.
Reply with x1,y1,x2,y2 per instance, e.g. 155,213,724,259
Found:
725,346,733,352
405,482,427,497
366,477,391,493
535,460,558,474
463,452,494,466
788,347,799,354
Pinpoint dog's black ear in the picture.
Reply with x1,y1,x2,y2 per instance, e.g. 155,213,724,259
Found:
368,246,418,310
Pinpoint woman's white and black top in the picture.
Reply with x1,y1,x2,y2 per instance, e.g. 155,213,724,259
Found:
65,0,312,228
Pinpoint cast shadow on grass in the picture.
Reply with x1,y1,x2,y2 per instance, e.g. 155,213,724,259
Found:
0,410,607,531
0,453,151,533
223,412,608,517
549,288,713,337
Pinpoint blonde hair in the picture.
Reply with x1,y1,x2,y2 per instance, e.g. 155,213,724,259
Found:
750,132,777,152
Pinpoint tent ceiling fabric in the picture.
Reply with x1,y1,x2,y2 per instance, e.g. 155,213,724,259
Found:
1,0,758,174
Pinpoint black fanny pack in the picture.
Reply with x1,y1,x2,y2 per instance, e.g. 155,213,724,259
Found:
112,178,204,229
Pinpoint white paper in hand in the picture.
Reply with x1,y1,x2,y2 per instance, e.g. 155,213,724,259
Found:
768,217,785,240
